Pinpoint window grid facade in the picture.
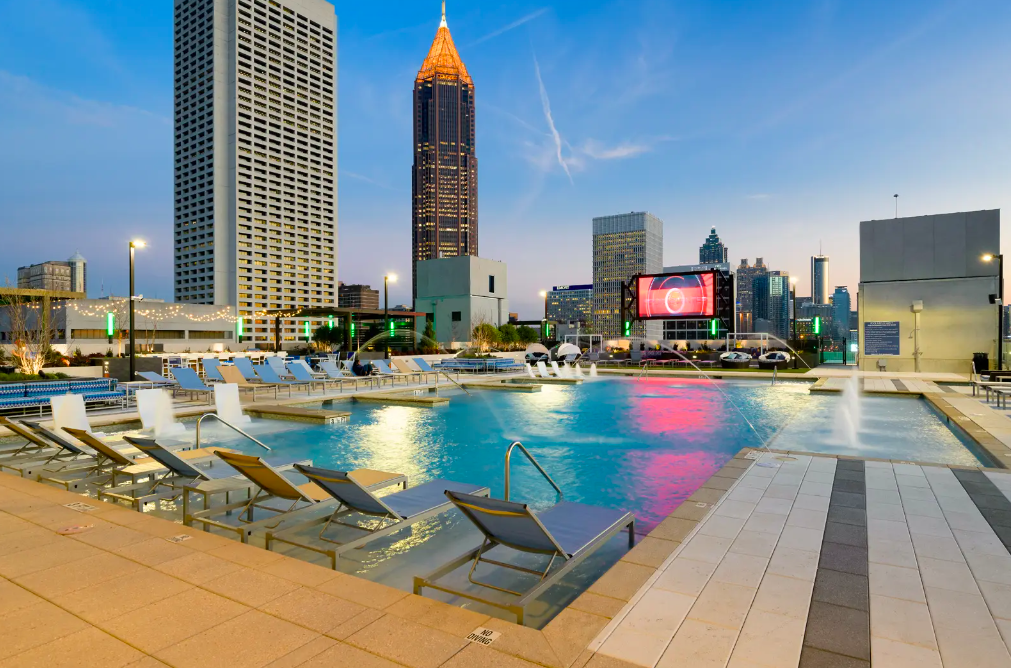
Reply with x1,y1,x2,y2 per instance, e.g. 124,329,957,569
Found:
547,285,593,325
173,0,337,343
592,212,663,341
411,9,477,298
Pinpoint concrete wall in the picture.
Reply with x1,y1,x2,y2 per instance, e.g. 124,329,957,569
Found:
860,210,998,282
858,277,997,373
415,256,509,345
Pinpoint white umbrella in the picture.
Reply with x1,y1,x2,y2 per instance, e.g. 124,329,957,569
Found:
525,343,549,356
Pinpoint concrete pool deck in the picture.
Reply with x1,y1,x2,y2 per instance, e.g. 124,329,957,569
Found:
592,449,1011,668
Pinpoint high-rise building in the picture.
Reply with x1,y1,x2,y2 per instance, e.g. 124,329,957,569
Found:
735,258,767,334
17,253,87,294
811,255,829,304
699,227,729,264
547,285,593,326
592,212,663,341
831,286,851,339
173,0,338,345
337,283,379,310
411,3,477,299
753,271,790,341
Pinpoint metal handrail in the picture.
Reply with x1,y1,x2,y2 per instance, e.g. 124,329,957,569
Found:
195,413,271,451
437,368,471,396
638,361,650,380
504,441,563,501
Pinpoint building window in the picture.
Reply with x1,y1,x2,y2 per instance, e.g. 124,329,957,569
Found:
451,311,462,322
489,275,495,293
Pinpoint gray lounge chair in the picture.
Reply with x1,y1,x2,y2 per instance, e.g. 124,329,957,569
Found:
254,364,314,393
266,464,489,568
232,357,260,381
169,367,215,403
201,357,225,382
318,360,371,391
414,492,635,625
286,361,341,393
136,371,176,386
187,451,406,543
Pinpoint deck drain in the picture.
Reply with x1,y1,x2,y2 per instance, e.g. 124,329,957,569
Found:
63,502,97,513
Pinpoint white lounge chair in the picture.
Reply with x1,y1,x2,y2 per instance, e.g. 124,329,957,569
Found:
136,389,189,440
535,361,552,378
214,384,251,425
525,363,537,379
50,394,108,445
550,361,568,378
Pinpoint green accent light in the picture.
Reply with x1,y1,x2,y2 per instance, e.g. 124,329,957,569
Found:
710,319,718,337
236,317,244,338
813,316,821,335
304,321,310,340
327,315,334,329
350,321,356,336
106,312,115,337
623,320,631,337
388,319,395,334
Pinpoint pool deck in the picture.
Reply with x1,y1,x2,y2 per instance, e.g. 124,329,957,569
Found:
591,448,1011,668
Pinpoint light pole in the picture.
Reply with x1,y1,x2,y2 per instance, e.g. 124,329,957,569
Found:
894,193,899,219
384,273,397,359
984,254,1004,370
128,240,146,381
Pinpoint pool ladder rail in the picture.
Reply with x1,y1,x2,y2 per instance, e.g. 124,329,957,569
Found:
194,413,271,451
504,441,563,501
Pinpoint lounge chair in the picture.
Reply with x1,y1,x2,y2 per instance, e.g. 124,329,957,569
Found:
535,361,553,378
525,363,537,379
50,394,108,445
97,436,244,511
550,361,570,378
6,421,126,482
201,357,225,382
169,367,215,403
187,451,406,543
289,359,327,380
286,361,341,393
266,356,292,379
136,371,176,386
232,357,261,382
415,492,635,625
318,360,370,391
136,388,189,439
214,384,252,425
0,417,89,475
267,464,489,567
254,364,314,393
391,358,431,383
217,366,284,400
371,359,412,385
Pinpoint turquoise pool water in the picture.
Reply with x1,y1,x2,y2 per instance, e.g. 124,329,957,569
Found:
191,377,982,626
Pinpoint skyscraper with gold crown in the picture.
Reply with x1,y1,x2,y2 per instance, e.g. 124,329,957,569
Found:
411,2,478,298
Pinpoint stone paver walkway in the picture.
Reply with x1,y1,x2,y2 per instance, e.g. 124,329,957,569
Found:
591,450,1011,668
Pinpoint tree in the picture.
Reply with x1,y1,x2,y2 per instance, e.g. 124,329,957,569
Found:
498,323,518,347
312,323,345,351
0,284,64,375
472,323,501,351
516,325,539,344
420,320,439,354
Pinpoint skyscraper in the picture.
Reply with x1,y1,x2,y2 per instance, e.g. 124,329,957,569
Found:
753,271,790,340
173,0,338,345
412,3,477,299
592,212,663,341
735,258,767,334
17,253,87,294
547,285,593,325
699,227,729,264
831,286,851,339
811,254,829,304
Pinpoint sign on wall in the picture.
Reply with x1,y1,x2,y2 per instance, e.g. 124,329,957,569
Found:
864,321,901,355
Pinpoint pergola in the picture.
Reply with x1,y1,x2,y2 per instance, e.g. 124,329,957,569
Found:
262,306,425,352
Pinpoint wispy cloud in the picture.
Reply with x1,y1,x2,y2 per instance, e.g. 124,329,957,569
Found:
532,53,573,184
580,139,653,160
340,171,401,192
468,8,548,47
0,70,169,127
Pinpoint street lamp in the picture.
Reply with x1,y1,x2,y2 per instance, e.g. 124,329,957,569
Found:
384,273,397,359
128,240,146,381
983,254,1004,370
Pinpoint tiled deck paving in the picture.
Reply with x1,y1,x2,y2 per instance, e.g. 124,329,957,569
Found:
591,449,1011,668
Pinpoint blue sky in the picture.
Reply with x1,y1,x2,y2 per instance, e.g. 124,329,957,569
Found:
1,0,1009,318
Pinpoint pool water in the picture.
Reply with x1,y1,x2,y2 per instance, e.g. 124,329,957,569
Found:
190,377,983,626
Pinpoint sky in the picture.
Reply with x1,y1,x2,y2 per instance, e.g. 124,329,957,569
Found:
1,0,1009,318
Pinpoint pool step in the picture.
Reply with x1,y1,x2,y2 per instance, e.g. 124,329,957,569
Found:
462,381,542,393
245,404,350,424
505,377,583,385
353,392,450,407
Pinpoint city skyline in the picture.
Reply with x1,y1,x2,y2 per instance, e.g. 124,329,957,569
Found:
2,0,1010,318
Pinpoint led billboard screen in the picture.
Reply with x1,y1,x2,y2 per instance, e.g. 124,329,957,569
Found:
637,272,716,319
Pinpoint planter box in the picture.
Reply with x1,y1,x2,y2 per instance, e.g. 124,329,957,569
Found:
759,360,790,370
721,360,752,370
41,366,104,378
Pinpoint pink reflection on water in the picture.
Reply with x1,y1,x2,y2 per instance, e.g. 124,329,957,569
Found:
624,378,737,528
